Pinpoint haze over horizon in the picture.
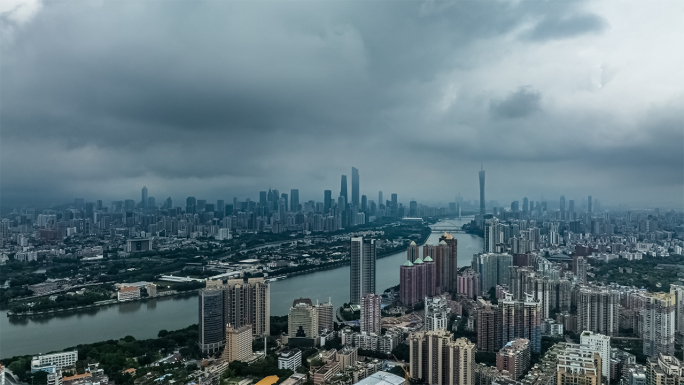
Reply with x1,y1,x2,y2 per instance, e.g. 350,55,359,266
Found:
1,0,682,209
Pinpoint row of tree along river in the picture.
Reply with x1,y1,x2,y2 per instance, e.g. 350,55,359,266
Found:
0,217,482,359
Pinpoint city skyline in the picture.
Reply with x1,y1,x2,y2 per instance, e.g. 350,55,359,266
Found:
0,165,633,213
0,1,682,209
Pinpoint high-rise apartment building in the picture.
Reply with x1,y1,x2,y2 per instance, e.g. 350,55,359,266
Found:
315,300,334,333
399,256,437,306
439,233,458,292
642,292,676,357
557,344,602,385
576,256,588,284
457,268,480,299
200,277,270,349
350,237,376,305
472,253,512,295
577,286,619,336
423,238,455,293
407,241,419,263
199,288,225,354
351,167,359,207
477,304,501,353
222,324,252,363
670,284,684,337
223,278,270,337
360,293,381,335
409,330,474,385
484,218,498,253
500,292,542,353
496,338,530,380
424,296,449,332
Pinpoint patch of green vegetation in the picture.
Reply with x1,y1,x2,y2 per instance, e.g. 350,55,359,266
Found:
590,254,684,292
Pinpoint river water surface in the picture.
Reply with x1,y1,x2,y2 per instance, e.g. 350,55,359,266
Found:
0,217,481,358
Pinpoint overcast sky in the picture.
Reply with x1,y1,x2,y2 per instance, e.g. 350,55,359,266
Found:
1,0,682,209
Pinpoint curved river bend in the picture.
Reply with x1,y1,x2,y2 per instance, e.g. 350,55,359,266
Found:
0,217,481,358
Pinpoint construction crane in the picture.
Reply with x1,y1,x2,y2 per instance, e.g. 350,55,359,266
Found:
392,354,411,383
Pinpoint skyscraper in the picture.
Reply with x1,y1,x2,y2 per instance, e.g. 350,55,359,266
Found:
560,195,566,220
340,175,348,204
500,292,542,353
361,195,367,211
479,167,485,218
670,284,684,337
142,186,148,208
409,331,475,385
588,195,593,213
215,277,270,338
290,189,299,212
351,167,359,207
324,190,332,214
642,292,675,357
484,218,498,253
186,197,196,214
378,191,383,207
577,286,619,336
477,303,501,352
199,288,224,354
360,293,381,334
439,233,459,292
407,241,419,263
350,237,376,305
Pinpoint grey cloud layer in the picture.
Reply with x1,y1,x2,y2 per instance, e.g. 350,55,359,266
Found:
1,1,682,208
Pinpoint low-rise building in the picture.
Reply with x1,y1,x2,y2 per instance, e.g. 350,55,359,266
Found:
31,351,78,372
117,286,140,302
278,349,302,372
312,362,341,385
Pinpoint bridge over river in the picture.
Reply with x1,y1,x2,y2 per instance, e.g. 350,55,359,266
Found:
430,219,467,232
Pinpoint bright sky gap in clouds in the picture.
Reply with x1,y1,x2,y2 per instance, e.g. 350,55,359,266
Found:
0,0,682,209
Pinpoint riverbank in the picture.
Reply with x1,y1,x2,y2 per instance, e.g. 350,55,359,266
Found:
6,289,198,317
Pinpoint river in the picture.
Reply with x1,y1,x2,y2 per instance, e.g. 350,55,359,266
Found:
0,217,481,359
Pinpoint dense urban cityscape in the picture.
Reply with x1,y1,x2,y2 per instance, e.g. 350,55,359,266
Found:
1,165,683,385
1,1,683,385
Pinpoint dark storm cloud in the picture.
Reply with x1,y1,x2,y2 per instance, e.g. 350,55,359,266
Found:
523,13,608,41
0,0,682,208
489,87,542,119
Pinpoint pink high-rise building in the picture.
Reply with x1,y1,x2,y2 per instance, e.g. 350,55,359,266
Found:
400,256,437,306
400,260,417,305
457,268,480,299
407,241,420,263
